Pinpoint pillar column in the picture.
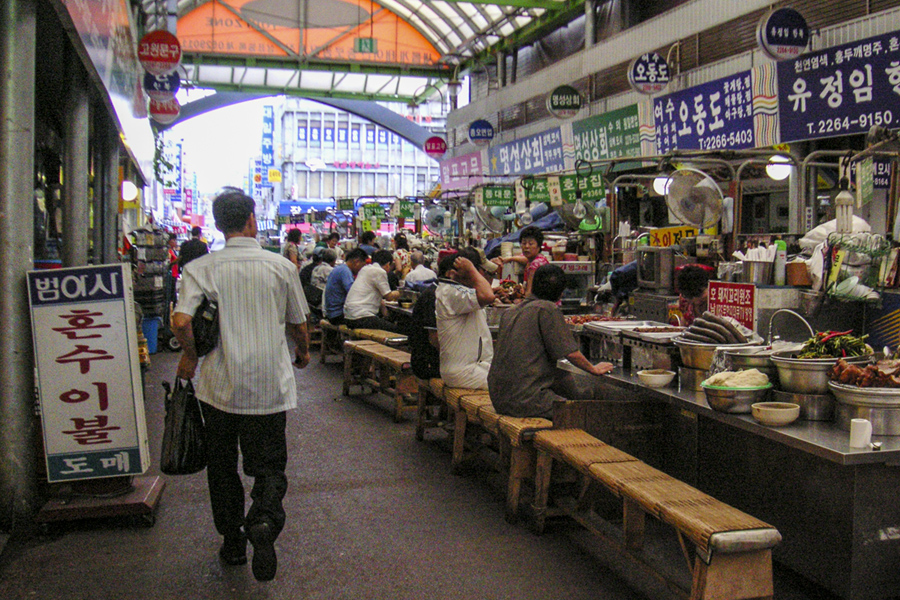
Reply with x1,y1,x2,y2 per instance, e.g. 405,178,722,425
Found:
62,63,90,267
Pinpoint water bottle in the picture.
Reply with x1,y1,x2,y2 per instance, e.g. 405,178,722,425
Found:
773,239,787,286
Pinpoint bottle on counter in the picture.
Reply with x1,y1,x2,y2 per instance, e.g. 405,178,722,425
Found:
773,239,787,286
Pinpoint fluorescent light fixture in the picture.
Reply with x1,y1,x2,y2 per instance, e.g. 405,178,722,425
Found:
653,175,671,196
122,180,138,201
766,155,793,181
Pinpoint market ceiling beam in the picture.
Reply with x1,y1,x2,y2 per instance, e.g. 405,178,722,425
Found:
470,0,585,62
185,79,422,105
442,0,563,10
182,53,450,79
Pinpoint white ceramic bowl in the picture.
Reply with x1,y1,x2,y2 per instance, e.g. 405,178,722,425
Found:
637,369,676,388
751,402,800,427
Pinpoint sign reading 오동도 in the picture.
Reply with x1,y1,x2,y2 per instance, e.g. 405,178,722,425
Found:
28,264,149,482
708,281,756,331
628,53,670,94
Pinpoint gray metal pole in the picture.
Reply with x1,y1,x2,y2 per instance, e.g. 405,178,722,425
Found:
103,126,120,264
91,112,105,265
585,0,595,50
0,0,37,532
62,63,90,267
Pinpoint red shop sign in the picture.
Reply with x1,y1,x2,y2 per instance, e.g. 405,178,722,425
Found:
138,30,182,76
707,281,756,331
148,97,181,125
424,136,447,158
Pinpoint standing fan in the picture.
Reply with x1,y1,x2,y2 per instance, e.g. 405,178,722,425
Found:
665,168,724,229
424,206,451,235
473,206,508,233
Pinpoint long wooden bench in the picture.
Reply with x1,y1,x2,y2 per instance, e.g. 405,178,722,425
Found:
320,320,352,363
350,328,408,347
343,339,418,422
441,386,554,522
531,428,781,600
415,377,445,441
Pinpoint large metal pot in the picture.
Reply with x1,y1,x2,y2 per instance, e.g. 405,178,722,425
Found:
829,382,900,436
674,338,751,371
772,389,835,421
725,347,778,383
702,383,773,414
770,350,872,395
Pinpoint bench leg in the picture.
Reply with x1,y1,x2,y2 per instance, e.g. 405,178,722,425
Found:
415,387,430,441
394,374,417,423
342,350,354,396
531,450,553,532
690,550,773,600
450,407,468,474
505,445,533,524
623,497,645,552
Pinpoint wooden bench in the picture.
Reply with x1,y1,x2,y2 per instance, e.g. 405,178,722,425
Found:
350,328,408,347
342,339,418,422
307,322,322,350
319,320,352,363
531,428,781,600
415,377,444,441
441,387,554,522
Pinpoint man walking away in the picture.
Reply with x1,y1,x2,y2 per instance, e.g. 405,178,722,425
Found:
172,189,310,582
178,226,209,271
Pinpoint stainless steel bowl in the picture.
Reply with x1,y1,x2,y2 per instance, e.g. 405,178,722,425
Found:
770,350,872,395
829,382,900,435
725,348,778,383
702,383,773,414
674,338,752,370
772,389,835,421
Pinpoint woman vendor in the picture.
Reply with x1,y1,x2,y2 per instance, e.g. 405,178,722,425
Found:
491,226,549,297
675,264,714,326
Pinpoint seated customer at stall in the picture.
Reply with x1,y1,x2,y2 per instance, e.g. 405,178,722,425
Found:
343,249,401,332
322,248,368,325
358,231,379,256
676,264,713,327
409,278,440,380
403,251,438,286
436,248,495,390
489,264,615,419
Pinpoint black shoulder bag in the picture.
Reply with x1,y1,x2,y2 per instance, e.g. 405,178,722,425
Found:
192,296,219,357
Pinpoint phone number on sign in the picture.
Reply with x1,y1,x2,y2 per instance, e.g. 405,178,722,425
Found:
697,129,753,150
806,110,894,135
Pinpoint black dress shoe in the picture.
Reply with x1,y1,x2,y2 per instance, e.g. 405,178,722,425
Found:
247,521,277,581
219,534,247,566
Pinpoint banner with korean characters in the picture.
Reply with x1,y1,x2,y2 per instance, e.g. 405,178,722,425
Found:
474,186,515,208
646,225,697,247
777,30,900,143
571,105,643,162
546,174,607,206
654,71,757,153
440,150,484,191
708,281,756,331
28,264,150,482
360,202,384,229
488,128,564,175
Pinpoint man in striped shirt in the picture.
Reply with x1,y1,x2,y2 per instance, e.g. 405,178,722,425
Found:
172,189,310,582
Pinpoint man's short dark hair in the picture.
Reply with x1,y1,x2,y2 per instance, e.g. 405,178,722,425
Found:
519,225,543,247
532,264,568,302
676,265,711,299
360,231,376,245
344,248,368,263
213,189,255,234
458,247,481,267
371,249,393,266
286,228,301,243
438,252,458,277
191,226,202,238
326,232,340,242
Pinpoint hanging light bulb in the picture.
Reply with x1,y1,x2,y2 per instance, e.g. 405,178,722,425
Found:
653,175,672,196
520,211,533,225
766,155,793,181
573,200,587,219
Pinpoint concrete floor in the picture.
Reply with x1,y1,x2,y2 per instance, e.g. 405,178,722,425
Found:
0,349,837,600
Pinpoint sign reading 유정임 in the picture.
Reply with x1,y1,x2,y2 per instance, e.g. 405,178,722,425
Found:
756,7,810,61
28,264,150,482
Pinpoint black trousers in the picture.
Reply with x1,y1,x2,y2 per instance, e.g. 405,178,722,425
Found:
344,315,401,333
201,402,288,539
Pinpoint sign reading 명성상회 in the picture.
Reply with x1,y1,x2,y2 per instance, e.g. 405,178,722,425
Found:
708,281,756,331
488,128,565,175
654,70,755,153
28,264,150,483
777,29,900,144
572,105,642,162
546,85,583,119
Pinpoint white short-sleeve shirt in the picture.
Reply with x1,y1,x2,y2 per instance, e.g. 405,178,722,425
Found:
176,237,309,415
435,280,493,389
343,264,391,320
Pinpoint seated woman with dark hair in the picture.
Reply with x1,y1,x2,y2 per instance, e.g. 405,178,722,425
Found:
491,225,549,297
675,264,713,326
488,264,614,419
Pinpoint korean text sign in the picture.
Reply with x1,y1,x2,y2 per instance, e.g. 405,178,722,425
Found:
261,106,274,167
572,105,642,162
28,264,150,482
777,30,900,142
488,128,564,175
654,71,755,153
708,281,756,331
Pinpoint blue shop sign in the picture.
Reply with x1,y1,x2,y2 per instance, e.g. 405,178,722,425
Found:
756,7,810,61
488,128,565,175
777,30,900,143
653,71,754,152
143,71,180,99
628,52,670,94
468,119,494,146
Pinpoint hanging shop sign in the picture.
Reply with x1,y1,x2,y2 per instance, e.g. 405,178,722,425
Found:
440,151,483,191
361,202,385,221
137,30,182,76
756,7,810,61
28,264,150,483
708,281,756,331
857,157,875,207
543,174,607,207
546,85,583,119
647,225,698,247
468,120,495,146
777,29,900,144
267,169,282,183
654,70,754,153
336,198,355,212
143,71,180,101
488,128,564,175
628,52,670,94
474,186,515,208
515,178,551,205
424,136,448,158
261,106,275,168
397,201,417,219
572,105,642,162
148,97,180,125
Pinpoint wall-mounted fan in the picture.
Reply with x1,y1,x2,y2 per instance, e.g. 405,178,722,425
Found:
665,168,724,229
424,206,451,234
473,206,508,233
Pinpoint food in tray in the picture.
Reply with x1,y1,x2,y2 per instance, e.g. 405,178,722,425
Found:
702,369,770,388
679,311,748,344
796,330,872,359
632,326,684,333
565,315,627,325
493,280,525,303
830,358,900,387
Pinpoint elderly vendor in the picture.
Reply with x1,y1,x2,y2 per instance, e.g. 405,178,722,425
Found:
488,264,614,419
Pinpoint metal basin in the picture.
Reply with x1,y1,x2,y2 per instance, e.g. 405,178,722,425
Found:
770,350,872,395
674,338,751,370
829,382,900,436
772,389,835,421
702,383,773,414
725,347,778,383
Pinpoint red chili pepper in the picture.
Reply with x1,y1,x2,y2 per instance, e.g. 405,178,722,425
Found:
820,329,853,344
842,348,847,357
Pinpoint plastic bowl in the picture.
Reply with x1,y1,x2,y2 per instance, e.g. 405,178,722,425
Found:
702,383,773,414
637,369,676,388
752,402,800,427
